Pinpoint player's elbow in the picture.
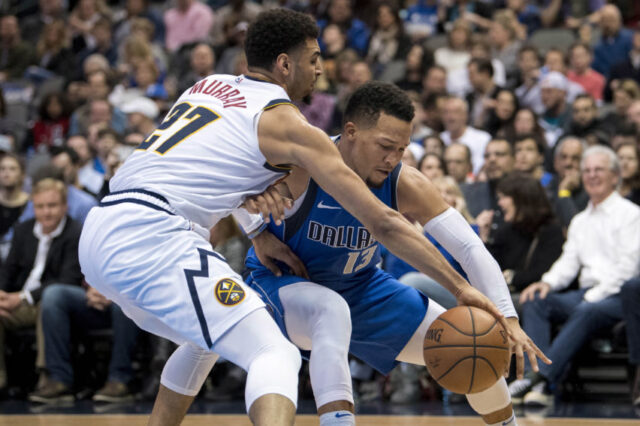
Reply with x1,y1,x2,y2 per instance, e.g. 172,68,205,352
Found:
369,209,406,240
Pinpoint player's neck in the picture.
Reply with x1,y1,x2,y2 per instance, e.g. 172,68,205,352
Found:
245,69,286,91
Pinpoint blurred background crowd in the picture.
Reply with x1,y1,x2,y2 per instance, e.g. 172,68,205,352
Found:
0,0,639,413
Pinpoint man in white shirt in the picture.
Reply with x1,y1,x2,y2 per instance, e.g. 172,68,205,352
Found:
440,97,491,176
508,145,640,406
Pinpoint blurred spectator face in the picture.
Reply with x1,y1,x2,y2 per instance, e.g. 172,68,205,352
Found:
191,44,215,75
442,98,467,134
554,138,583,179
52,152,78,185
444,144,471,183
450,27,469,50
514,138,542,174
87,71,111,100
423,67,446,95
406,44,425,72
92,20,112,47
46,95,64,120
599,5,622,38
468,62,489,92
484,139,514,181
419,155,444,180
127,0,146,15
83,54,109,78
496,192,516,222
495,91,516,121
176,0,192,11
489,22,509,47
0,155,23,190
329,0,352,25
424,136,444,157
349,62,372,89
572,96,597,127
514,108,536,134
545,50,566,74
40,0,64,15
33,188,67,234
78,0,98,19
627,100,640,127
67,135,92,165
322,24,345,54
97,133,118,160
617,144,639,181
541,87,565,110
135,61,158,88
613,88,634,116
470,43,491,61
518,49,540,76
581,152,619,203
432,176,462,209
377,4,395,31
42,20,66,49
90,100,112,125
0,16,19,42
611,134,637,151
570,45,591,73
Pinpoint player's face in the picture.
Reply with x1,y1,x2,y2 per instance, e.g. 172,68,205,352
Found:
351,113,411,188
288,39,322,101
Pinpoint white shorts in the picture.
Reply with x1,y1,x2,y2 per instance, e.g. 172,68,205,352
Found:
78,190,264,350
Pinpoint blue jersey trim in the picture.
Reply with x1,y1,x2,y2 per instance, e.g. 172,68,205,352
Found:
284,179,319,242
183,248,227,349
389,163,402,211
99,198,175,216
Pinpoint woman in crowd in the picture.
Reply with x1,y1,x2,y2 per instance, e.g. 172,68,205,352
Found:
366,1,411,78
616,142,640,206
29,92,72,153
418,152,445,181
486,88,519,138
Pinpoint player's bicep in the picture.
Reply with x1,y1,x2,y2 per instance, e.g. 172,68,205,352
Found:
397,166,449,225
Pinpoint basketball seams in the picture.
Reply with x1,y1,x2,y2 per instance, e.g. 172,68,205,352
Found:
434,317,475,336
423,344,509,351
474,319,498,337
475,356,500,380
433,356,476,382
467,306,476,394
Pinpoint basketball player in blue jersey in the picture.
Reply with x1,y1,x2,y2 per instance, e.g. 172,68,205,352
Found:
78,8,510,426
243,82,551,426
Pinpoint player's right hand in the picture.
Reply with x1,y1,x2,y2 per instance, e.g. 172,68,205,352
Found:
455,285,509,340
253,230,309,279
242,183,293,225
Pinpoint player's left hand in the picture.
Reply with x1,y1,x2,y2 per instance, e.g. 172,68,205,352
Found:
503,317,551,380
242,183,293,225
253,230,309,279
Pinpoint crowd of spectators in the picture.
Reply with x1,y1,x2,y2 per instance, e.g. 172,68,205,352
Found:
0,0,639,411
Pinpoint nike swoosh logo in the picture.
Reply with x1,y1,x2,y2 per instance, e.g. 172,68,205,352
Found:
335,413,352,418
317,200,341,210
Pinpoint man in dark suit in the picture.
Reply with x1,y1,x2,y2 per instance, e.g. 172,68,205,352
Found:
0,178,83,395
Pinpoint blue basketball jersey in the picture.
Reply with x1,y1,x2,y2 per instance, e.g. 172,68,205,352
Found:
245,162,402,290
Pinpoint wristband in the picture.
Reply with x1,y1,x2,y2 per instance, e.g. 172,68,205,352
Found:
246,222,268,239
558,189,571,198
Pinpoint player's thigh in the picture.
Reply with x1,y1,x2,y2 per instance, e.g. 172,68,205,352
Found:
279,282,351,351
396,298,447,365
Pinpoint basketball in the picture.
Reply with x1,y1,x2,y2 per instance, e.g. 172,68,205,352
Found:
423,306,510,394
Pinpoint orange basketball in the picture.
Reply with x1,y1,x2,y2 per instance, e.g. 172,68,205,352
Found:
423,306,509,394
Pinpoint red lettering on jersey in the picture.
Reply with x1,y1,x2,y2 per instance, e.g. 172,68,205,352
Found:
217,89,240,103
210,84,232,98
203,80,223,95
189,79,207,95
224,100,247,108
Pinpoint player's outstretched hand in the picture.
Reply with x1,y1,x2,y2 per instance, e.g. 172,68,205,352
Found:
242,183,293,225
253,230,309,279
502,317,552,379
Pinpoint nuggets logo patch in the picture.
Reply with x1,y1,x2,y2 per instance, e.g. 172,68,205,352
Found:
215,278,245,306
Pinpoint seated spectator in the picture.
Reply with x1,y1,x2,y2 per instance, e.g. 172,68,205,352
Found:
29,281,139,403
561,94,607,142
20,0,68,45
50,146,98,198
120,96,159,136
69,98,126,138
317,0,370,57
506,0,541,36
76,16,118,67
628,99,640,131
66,134,104,196
489,10,523,87
447,39,506,98
544,49,585,103
209,0,262,47
486,172,564,294
548,136,589,229
440,97,491,175
592,4,633,79
616,142,640,205
515,45,544,115
19,166,97,224
29,92,71,153
0,15,37,82
365,1,411,79
443,143,473,185
403,0,439,40
31,19,75,82
620,277,640,407
68,0,112,55
434,20,471,76
177,43,215,96
513,134,553,188
539,72,573,145
466,58,501,130
0,153,29,261
163,0,214,53
486,89,519,139
423,134,445,157
417,152,445,181
462,138,515,221
0,179,83,395
567,42,605,102
602,79,640,137
606,25,640,101
421,65,447,98
394,43,433,93
113,0,165,47
509,145,640,406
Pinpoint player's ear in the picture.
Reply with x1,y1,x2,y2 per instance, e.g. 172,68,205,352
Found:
343,121,357,140
276,53,291,76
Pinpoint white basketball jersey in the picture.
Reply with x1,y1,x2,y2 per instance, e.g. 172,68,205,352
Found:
110,74,294,229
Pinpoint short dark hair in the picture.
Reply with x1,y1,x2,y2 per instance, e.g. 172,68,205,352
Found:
50,146,80,165
469,57,493,78
514,133,546,155
497,172,555,234
343,81,414,128
245,8,318,71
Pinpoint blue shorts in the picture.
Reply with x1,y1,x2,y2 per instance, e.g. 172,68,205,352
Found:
247,268,429,374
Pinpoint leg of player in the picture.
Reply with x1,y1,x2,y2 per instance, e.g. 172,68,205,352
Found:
149,343,220,425
396,300,517,426
213,308,301,425
279,282,355,426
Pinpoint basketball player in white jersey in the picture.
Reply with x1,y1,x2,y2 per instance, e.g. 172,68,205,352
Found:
79,9,508,426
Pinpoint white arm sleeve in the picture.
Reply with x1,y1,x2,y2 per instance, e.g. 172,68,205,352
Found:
424,207,517,318
231,208,264,235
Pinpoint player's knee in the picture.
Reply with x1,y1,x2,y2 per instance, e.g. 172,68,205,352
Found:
253,338,302,374
314,294,352,337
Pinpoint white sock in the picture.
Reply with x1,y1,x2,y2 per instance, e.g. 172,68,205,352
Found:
319,410,356,426
488,413,517,426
